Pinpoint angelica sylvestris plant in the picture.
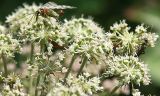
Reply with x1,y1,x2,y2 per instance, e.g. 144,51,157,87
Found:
0,2,159,96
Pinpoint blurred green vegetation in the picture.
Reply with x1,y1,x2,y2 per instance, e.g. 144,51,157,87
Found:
0,0,160,95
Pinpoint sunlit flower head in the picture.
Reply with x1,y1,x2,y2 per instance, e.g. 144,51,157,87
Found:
47,73,103,96
6,3,60,44
60,18,113,59
110,20,130,32
1,74,26,96
132,89,143,96
109,20,158,55
0,33,20,57
103,56,151,85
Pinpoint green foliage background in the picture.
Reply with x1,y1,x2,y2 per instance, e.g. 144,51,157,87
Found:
0,0,160,95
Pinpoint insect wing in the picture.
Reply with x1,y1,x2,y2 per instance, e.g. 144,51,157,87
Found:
54,5,76,9
42,2,76,9
42,2,58,8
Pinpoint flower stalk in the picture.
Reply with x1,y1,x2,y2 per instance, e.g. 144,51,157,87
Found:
76,55,88,77
35,73,40,96
29,70,33,96
64,54,77,82
35,40,45,96
129,83,133,96
109,86,120,96
40,39,45,53
30,42,35,64
1,52,8,77
29,42,35,95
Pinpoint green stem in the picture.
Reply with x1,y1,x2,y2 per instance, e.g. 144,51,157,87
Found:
1,52,8,77
64,55,77,82
30,42,34,64
35,40,45,96
35,73,40,96
110,86,120,96
29,70,33,96
76,56,88,77
29,42,34,95
40,40,45,53
40,74,47,96
129,83,133,96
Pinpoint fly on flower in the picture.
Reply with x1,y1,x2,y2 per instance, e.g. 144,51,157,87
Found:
26,2,75,49
34,2,76,21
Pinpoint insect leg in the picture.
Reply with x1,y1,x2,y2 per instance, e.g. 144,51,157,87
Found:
35,11,39,22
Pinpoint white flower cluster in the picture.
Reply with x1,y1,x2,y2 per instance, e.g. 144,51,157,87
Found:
141,33,159,47
0,25,20,57
47,73,103,96
110,20,130,32
6,3,60,44
135,24,159,47
1,74,26,96
60,18,113,59
132,88,143,96
109,20,158,55
6,3,39,42
103,56,151,85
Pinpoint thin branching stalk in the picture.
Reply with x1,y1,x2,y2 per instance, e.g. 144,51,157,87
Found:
29,42,34,95
40,73,47,96
30,42,34,64
40,39,45,53
29,70,33,96
110,86,120,96
129,83,133,96
1,52,8,77
64,55,77,82
35,40,45,96
76,55,88,77
35,72,40,96
40,54,50,95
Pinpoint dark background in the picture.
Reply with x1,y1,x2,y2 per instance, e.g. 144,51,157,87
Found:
0,0,160,95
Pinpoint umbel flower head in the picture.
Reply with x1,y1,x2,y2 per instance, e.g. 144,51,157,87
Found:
47,73,103,96
103,56,151,85
6,3,39,42
0,25,20,57
6,3,61,44
135,24,159,47
132,88,143,96
60,18,113,59
1,74,26,96
109,20,158,55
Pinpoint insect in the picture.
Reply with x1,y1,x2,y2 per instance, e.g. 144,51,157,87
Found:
27,2,75,49
34,2,76,21
34,2,75,50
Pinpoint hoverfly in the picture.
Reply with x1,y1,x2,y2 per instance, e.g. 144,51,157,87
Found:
34,2,76,49
34,2,76,21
